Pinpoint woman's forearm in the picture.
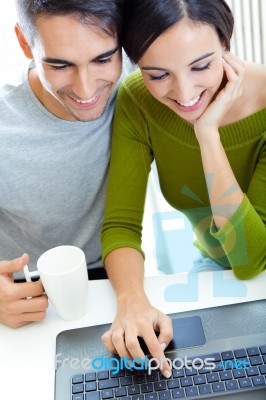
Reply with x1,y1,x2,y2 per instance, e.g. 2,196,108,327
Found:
199,135,244,229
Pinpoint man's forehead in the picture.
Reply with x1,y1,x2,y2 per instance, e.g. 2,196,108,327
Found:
32,14,119,60
34,13,116,40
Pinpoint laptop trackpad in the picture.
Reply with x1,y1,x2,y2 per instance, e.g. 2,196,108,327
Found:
138,316,206,354
169,316,206,349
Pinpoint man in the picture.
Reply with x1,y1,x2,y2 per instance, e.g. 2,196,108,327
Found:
0,0,125,328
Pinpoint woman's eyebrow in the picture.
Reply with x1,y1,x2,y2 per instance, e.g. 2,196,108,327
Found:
141,52,215,71
189,52,214,65
141,66,167,71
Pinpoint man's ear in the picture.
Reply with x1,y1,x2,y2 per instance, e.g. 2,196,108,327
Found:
15,23,34,59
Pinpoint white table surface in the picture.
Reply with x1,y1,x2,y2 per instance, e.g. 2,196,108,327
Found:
1,270,265,400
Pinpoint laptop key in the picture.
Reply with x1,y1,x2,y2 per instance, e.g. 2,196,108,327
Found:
85,373,96,382
219,370,233,381
111,370,125,378
73,395,84,400
73,384,84,394
97,371,109,380
101,389,114,399
99,379,120,390
171,388,185,398
234,349,247,359
180,377,193,387
73,375,84,384
134,375,146,384
252,376,266,386
247,347,260,356
141,383,153,393
193,375,206,385
145,394,158,400
259,365,266,375
132,395,144,400
184,367,198,377
167,379,180,389
147,372,159,382
221,351,234,361
212,382,225,392
154,381,167,391
115,387,127,397
206,372,219,383
128,385,140,395
259,346,266,355
232,369,246,379
225,380,239,390
158,390,171,400
185,386,198,397
172,370,184,379
85,382,97,392
121,377,133,386
250,356,263,366
246,366,259,377
85,391,100,400
198,384,212,395
238,377,252,388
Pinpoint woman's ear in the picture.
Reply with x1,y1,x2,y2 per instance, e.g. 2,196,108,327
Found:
15,23,34,59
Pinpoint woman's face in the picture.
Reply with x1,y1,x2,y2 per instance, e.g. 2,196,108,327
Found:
138,18,226,124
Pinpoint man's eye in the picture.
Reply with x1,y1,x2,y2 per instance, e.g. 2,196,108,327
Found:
96,57,112,65
50,65,68,71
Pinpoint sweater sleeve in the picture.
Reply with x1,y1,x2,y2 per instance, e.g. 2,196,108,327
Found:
101,80,153,262
210,139,266,279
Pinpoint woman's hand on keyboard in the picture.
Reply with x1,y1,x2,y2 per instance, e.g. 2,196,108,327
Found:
101,292,173,378
0,254,48,328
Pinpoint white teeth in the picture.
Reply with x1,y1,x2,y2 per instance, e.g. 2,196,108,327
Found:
178,95,200,107
75,96,97,104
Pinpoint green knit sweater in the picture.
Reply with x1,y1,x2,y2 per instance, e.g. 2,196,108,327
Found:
102,70,266,279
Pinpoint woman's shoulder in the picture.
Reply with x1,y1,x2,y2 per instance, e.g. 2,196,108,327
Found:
119,69,158,106
244,62,266,109
121,69,145,91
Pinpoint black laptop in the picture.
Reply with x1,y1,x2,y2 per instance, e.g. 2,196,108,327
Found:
55,299,266,399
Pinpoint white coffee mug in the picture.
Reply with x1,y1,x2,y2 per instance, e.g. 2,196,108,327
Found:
37,245,88,320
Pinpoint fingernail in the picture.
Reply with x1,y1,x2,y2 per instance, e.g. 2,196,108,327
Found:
160,343,167,351
162,369,171,379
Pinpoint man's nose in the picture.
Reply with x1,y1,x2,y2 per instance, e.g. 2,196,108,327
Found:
73,68,97,99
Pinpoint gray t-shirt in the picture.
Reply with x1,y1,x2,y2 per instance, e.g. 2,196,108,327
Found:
0,61,128,270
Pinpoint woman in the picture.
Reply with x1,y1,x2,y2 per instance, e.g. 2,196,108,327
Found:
101,0,266,375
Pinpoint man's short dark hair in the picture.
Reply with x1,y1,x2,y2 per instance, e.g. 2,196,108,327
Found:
16,0,123,46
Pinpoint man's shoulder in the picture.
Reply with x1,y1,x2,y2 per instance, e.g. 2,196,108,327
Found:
0,66,26,101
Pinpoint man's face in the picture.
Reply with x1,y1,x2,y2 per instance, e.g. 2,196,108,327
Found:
25,14,122,121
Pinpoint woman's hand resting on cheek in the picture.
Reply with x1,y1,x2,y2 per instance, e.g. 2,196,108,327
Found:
194,51,245,143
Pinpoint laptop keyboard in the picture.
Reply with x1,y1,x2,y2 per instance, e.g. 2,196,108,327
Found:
71,344,266,399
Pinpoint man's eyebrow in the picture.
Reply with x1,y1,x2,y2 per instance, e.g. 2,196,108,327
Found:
42,57,73,65
141,52,215,71
42,47,119,65
92,47,119,62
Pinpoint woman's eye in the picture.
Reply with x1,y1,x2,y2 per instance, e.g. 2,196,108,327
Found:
192,62,211,72
149,72,168,81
